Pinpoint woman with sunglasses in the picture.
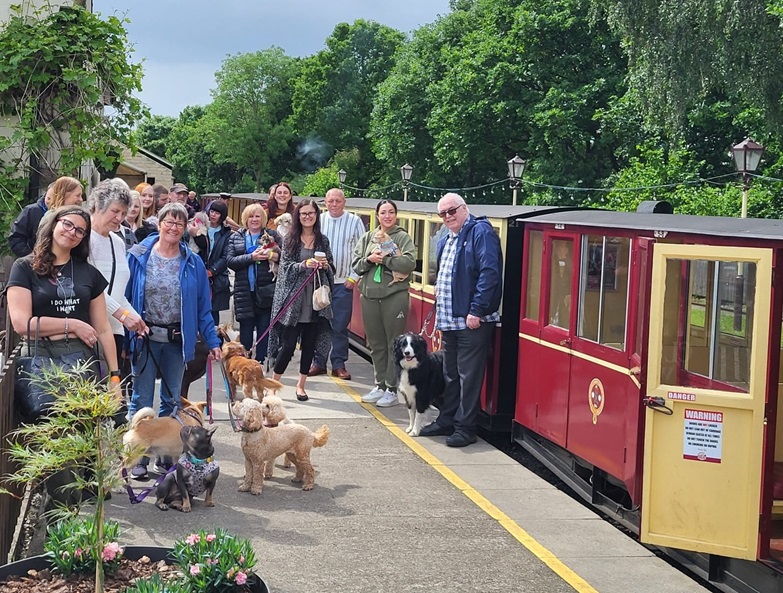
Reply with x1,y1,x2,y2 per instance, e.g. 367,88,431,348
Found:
7,205,120,388
267,199,334,401
352,199,416,408
124,202,222,479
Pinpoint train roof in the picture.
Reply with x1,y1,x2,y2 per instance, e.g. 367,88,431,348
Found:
525,210,783,241
342,198,567,220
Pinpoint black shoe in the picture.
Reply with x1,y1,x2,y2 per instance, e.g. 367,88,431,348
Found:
446,432,478,447
419,422,455,437
130,464,149,480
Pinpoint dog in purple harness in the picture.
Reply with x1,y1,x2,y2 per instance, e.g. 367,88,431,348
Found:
155,425,219,512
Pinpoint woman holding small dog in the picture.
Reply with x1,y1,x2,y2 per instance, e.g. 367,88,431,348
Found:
227,204,281,361
352,199,417,408
268,199,334,402
264,182,295,232
125,202,222,479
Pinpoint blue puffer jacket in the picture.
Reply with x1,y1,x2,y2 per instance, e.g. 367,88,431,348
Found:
436,215,503,318
126,233,221,363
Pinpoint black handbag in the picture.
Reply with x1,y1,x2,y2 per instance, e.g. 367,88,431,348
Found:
254,282,276,310
14,318,90,423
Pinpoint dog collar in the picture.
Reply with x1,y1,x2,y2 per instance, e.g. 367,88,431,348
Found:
183,453,213,466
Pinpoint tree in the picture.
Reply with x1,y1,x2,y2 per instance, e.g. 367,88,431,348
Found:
0,6,145,197
134,114,177,159
290,20,405,187
202,49,298,190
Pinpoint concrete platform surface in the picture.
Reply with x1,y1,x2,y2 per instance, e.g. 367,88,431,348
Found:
106,351,710,593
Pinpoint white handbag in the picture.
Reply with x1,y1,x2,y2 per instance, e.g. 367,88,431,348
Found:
312,271,331,311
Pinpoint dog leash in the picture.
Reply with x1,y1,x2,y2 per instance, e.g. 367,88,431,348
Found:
121,464,178,504
419,305,437,339
248,267,319,357
206,359,214,425
218,359,243,432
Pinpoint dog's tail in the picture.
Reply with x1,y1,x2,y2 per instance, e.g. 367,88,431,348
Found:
260,378,284,393
129,407,156,428
313,425,330,448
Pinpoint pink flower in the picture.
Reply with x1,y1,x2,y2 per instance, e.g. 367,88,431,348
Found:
206,533,216,542
189,564,201,575
235,571,248,585
185,534,200,545
239,556,245,564
74,548,83,558
101,542,122,562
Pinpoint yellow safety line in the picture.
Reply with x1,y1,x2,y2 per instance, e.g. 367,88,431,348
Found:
334,377,600,593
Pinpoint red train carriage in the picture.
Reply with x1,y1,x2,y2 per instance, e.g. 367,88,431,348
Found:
514,209,783,592
343,199,568,431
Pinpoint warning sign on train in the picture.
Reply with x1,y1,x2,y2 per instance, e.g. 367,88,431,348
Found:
683,409,723,463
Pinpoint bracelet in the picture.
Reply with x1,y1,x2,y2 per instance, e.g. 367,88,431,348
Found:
119,310,129,323
64,317,69,339
346,277,356,284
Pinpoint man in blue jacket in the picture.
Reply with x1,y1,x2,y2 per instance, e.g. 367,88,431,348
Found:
420,193,503,447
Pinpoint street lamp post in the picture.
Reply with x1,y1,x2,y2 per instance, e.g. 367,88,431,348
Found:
400,163,413,202
729,138,764,330
730,137,764,219
507,155,526,206
338,168,347,189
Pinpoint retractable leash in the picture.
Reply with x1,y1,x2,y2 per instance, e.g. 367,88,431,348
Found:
122,464,177,504
248,267,318,356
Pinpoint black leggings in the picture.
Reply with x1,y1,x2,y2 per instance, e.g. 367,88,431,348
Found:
273,322,321,376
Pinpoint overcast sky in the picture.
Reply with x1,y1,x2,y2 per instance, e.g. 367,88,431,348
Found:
92,0,452,118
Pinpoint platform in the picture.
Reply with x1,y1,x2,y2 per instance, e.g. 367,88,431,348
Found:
105,351,710,593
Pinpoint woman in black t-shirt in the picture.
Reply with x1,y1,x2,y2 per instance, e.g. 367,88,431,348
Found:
7,205,120,381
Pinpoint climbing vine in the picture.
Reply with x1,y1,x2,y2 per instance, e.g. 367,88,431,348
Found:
0,3,145,247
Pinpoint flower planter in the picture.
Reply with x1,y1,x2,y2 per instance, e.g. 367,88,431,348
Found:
0,546,270,592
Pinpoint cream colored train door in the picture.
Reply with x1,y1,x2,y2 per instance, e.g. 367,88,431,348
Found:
641,244,771,559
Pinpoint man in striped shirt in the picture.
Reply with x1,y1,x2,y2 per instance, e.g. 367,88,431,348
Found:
309,188,366,380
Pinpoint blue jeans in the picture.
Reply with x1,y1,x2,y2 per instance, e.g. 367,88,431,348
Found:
239,307,272,361
129,340,185,420
313,283,353,370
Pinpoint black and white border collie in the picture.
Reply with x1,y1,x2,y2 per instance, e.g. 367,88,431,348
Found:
393,333,446,436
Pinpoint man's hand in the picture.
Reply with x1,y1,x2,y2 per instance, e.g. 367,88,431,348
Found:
466,314,481,330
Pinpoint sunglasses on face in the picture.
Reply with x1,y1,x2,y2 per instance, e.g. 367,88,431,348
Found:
437,204,465,219
58,218,87,238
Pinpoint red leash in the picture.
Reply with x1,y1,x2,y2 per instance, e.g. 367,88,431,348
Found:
248,267,318,356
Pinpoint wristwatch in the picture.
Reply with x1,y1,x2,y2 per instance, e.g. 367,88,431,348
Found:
109,370,121,378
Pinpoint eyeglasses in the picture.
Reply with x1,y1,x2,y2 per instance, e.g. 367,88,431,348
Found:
437,204,465,219
161,219,186,230
299,211,317,218
58,218,87,238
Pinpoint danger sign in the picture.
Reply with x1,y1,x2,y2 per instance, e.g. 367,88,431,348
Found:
683,409,723,463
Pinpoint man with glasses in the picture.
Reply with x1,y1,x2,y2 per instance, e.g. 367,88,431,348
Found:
419,193,503,447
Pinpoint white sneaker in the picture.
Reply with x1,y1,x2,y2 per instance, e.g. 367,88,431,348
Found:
361,386,386,403
375,390,399,407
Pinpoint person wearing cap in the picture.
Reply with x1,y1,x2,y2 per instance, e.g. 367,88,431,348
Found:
204,200,233,325
170,184,194,218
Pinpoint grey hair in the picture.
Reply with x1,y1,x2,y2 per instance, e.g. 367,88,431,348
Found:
87,178,131,213
158,202,189,223
440,192,466,207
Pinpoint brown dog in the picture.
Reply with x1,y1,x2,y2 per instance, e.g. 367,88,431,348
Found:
260,394,294,475
371,230,409,286
222,340,283,401
123,397,207,470
232,398,329,494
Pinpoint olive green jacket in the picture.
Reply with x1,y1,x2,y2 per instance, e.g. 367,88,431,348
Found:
352,225,416,300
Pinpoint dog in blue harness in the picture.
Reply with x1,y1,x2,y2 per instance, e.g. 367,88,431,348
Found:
155,425,219,512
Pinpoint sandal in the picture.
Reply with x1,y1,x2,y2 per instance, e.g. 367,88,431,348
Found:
296,391,309,402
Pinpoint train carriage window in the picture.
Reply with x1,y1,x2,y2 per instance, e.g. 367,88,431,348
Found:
426,222,448,285
549,239,573,328
358,212,372,230
408,219,424,283
525,231,543,320
577,235,630,349
660,258,755,392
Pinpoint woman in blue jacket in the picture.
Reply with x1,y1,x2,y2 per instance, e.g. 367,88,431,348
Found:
125,202,222,479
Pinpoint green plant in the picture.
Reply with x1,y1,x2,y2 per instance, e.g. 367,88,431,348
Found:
45,516,124,577
123,573,188,593
1,360,127,593
170,529,258,592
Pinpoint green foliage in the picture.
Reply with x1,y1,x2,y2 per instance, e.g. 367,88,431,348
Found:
1,361,126,593
170,529,258,592
0,4,145,193
123,572,188,593
45,517,123,577
290,20,405,187
301,166,341,198
134,115,177,159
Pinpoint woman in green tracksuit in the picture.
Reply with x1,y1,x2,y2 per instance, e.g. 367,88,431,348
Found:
352,199,416,408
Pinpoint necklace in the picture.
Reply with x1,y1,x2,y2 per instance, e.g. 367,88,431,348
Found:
54,260,75,299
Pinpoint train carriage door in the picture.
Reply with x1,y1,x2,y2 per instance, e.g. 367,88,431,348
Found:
641,244,772,559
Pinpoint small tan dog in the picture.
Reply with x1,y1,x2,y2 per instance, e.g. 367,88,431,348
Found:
274,212,293,238
372,230,409,286
259,231,280,278
123,397,207,469
260,394,294,475
222,341,283,401
232,398,330,494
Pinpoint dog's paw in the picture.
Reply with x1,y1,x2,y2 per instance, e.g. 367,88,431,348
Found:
409,429,420,437
405,426,413,434
155,502,170,511
302,483,314,491
250,488,262,495
238,483,251,492
291,476,303,484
